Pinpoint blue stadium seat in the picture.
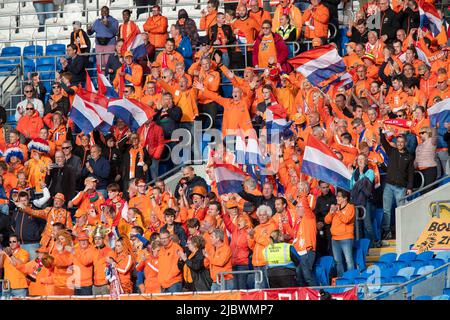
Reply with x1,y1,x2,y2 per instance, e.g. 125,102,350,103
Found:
372,253,397,269
342,269,360,280
396,267,415,280
428,258,446,269
0,59,16,72
36,57,57,68
416,251,434,261
23,58,36,74
23,45,44,58
335,278,354,286
435,251,450,262
432,295,450,300
353,276,368,284
353,238,370,270
443,288,450,295
315,256,334,286
46,43,66,56
415,265,435,276
1,46,21,57
397,252,417,262
408,260,427,269
389,275,408,283
391,261,408,274
415,295,432,300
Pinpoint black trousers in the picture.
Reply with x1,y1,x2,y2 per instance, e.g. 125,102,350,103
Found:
420,167,438,192
267,267,297,289
135,0,155,19
198,102,218,129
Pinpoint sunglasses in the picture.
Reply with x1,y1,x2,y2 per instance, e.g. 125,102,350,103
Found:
419,131,427,134
24,90,33,93
9,240,17,243
62,146,71,150
26,108,34,111
52,86,60,89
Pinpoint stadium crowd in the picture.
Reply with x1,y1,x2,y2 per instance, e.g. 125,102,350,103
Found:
0,0,450,299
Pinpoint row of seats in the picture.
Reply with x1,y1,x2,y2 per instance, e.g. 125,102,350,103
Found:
415,288,450,300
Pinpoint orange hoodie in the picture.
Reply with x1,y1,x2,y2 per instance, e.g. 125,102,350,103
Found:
92,245,114,286
158,240,183,289
209,242,233,282
52,249,74,295
325,203,355,240
143,15,169,48
16,111,44,140
136,253,160,293
302,3,329,39
73,245,94,287
292,193,317,252
247,219,277,267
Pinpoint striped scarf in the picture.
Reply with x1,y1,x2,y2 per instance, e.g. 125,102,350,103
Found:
129,147,144,179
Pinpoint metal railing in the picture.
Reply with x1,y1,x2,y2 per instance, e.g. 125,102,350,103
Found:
399,174,450,205
428,200,450,218
216,270,263,291
354,205,367,240
367,262,450,300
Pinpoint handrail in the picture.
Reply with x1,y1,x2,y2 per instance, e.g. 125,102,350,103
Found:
414,170,425,191
217,270,263,291
366,261,450,300
0,64,19,105
398,174,450,205
428,200,450,218
354,205,366,240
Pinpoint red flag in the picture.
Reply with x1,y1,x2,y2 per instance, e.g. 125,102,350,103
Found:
118,64,125,98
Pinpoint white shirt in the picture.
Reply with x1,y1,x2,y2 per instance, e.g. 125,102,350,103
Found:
15,98,44,122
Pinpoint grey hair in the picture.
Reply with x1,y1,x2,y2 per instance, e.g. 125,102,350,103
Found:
256,205,273,217
212,228,225,242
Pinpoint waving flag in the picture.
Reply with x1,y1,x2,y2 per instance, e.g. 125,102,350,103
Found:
301,135,352,190
265,102,292,144
288,44,347,89
85,70,97,93
122,28,146,60
108,98,155,131
77,89,114,128
213,163,248,195
399,46,430,66
419,0,443,37
70,95,103,134
428,98,450,150
235,129,266,165
97,65,119,98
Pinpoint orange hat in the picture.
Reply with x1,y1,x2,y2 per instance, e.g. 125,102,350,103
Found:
292,113,307,125
190,186,207,198
345,42,356,50
312,38,322,48
361,53,375,63
124,50,133,58
74,210,87,218
36,247,49,253
54,193,65,202
225,199,239,209
77,231,90,241
437,73,448,82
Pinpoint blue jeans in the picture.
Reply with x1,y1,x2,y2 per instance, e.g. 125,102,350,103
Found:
211,279,234,291
0,204,8,215
33,3,55,30
232,265,249,290
296,250,318,287
2,288,28,299
21,243,40,261
332,239,354,277
254,266,269,289
361,201,375,245
149,159,159,182
221,52,230,67
74,286,93,296
382,183,406,233
161,282,182,293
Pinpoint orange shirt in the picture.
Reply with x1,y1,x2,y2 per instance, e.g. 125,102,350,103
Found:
158,240,183,289
257,34,277,69
92,245,114,286
292,193,317,252
16,260,54,296
200,11,218,35
3,247,30,289
247,219,277,267
114,251,134,293
73,245,94,287
136,254,160,293
249,9,272,28
325,203,355,240
155,50,185,72
52,249,74,293
232,17,260,52
209,243,233,282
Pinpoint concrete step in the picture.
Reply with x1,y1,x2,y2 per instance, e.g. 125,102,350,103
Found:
368,247,396,256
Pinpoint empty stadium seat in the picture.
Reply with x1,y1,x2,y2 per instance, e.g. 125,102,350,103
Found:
23,45,44,58
397,252,417,262
415,295,432,300
415,265,435,276
1,46,21,57
435,251,450,262
372,253,397,269
432,295,450,300
443,288,450,295
335,278,354,286
407,260,427,269
416,251,434,261
0,59,16,72
396,267,415,280
342,269,360,280
315,256,334,286
353,238,370,270
389,275,408,283
428,258,446,269
46,43,66,56
36,57,57,67
23,59,36,74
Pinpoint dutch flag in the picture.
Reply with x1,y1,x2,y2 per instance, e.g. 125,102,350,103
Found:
428,98,450,150
419,0,443,37
213,163,248,195
108,98,155,131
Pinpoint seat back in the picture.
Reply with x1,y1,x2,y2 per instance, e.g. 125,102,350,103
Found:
432,295,450,300
46,44,66,56
335,278,354,286
398,252,417,262
435,251,450,262
1,46,21,57
379,252,397,264
23,45,44,58
396,267,415,280
342,269,360,280
416,251,434,261
415,265,435,276
415,295,431,300
429,258,445,269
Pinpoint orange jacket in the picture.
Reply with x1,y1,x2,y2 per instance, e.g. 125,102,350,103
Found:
52,249,74,291
200,88,254,135
249,9,272,28
200,11,217,34
16,111,44,140
143,15,168,48
193,67,221,105
128,194,153,227
158,240,183,289
302,4,329,39
157,79,199,122
155,50,185,72
272,4,302,39
292,193,317,252
247,219,277,267
16,260,54,296
209,243,233,282
113,63,143,98
232,17,260,52
136,253,160,293
92,245,114,286
222,213,251,266
73,245,94,287
325,203,355,240
2,247,30,289
71,191,105,224
113,251,134,293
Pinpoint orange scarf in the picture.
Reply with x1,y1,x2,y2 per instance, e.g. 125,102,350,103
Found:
74,30,88,53
0,127,6,153
129,146,144,179
183,251,196,283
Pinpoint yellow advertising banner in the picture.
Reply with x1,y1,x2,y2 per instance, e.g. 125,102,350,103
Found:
413,218,450,253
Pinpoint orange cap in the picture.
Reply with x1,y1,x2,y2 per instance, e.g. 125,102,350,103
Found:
124,50,133,58
54,193,65,202
225,199,239,209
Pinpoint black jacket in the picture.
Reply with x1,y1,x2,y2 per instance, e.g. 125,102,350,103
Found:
209,24,235,51
154,106,183,140
398,8,420,34
70,29,92,54
315,192,336,223
44,96,70,117
63,54,87,85
160,223,187,247
10,208,44,244
380,129,415,189
32,82,47,105
350,176,374,206
238,190,276,214
46,165,77,202
177,249,212,291
105,53,122,81
379,8,401,42
444,131,450,156
174,175,208,200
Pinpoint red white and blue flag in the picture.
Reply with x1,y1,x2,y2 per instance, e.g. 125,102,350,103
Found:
97,65,119,98
122,28,147,60
213,163,248,195
77,89,114,128
301,135,352,190
419,0,443,37
288,44,347,89
70,94,104,134
85,70,97,93
428,98,450,150
265,101,292,144
108,98,155,131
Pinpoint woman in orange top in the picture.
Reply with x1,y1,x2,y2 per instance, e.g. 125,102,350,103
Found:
48,112,71,152
109,237,135,294
136,240,161,293
52,230,75,295
200,0,218,35
324,190,355,277
302,0,329,39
